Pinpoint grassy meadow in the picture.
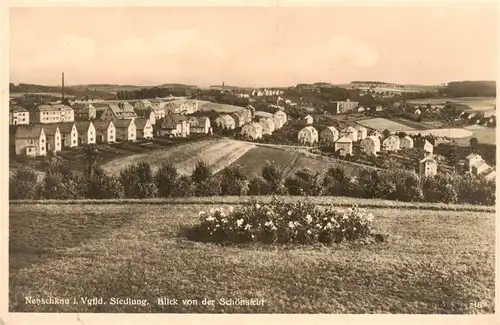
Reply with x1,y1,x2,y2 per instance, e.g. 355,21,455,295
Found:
9,199,495,314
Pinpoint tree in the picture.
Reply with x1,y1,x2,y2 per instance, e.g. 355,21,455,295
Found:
470,137,479,149
171,175,195,197
261,162,285,194
120,162,157,198
156,163,178,197
382,129,391,139
219,164,249,195
9,167,40,200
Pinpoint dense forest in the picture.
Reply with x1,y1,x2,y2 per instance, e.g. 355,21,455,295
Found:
440,81,496,98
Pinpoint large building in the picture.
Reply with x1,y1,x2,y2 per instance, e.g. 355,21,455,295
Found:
9,105,30,125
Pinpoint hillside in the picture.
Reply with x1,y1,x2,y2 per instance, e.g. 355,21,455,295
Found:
9,200,495,313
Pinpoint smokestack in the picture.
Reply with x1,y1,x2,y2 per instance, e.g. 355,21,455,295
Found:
62,72,65,101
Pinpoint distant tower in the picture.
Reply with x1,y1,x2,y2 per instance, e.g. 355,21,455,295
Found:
222,81,225,90
62,72,65,101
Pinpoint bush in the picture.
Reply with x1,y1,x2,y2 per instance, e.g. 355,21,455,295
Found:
191,160,221,196
248,174,271,195
156,163,178,198
219,164,249,195
87,166,125,199
171,175,195,197
120,162,158,198
9,167,40,200
394,170,423,202
41,171,87,199
261,163,286,194
191,197,380,245
285,167,323,196
422,174,458,204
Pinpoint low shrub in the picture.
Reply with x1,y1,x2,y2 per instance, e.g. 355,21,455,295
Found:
190,197,381,245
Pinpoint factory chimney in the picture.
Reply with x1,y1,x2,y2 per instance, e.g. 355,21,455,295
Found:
62,72,65,101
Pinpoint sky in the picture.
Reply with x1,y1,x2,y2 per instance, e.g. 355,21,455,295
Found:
9,5,499,87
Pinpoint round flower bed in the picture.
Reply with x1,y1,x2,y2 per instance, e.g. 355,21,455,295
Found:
190,197,384,245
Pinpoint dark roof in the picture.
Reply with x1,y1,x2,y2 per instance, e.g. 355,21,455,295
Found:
74,121,92,131
93,120,113,131
40,124,60,136
10,105,28,113
14,125,44,139
134,118,150,130
57,122,75,133
160,113,186,129
113,119,134,129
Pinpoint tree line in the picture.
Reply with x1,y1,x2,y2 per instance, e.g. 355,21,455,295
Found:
10,148,495,205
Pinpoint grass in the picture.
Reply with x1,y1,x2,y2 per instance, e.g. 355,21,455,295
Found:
356,118,417,132
454,126,496,146
9,196,495,212
9,201,494,313
230,146,378,178
102,139,255,175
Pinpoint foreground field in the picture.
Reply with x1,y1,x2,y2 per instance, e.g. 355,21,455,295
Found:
10,200,494,313
102,139,255,175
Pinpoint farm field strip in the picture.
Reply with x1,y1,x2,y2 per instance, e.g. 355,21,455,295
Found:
355,118,417,132
101,139,255,175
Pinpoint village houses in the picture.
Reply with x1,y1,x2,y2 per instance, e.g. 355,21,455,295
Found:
382,135,400,151
72,103,97,120
359,136,381,155
188,116,212,134
400,135,414,149
230,112,245,128
463,153,484,173
214,114,236,130
30,105,62,124
42,124,62,154
258,118,276,135
135,106,156,126
114,119,136,142
241,122,263,140
419,156,438,177
354,124,367,140
94,120,116,143
334,136,353,156
320,126,340,146
74,121,96,145
298,126,318,146
58,122,78,148
341,126,358,142
159,113,190,137
9,105,30,125
134,118,154,139
273,110,287,129
13,125,46,157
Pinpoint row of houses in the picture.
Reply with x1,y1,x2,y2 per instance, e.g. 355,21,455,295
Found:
10,113,214,157
9,98,201,126
298,122,435,157
212,105,288,140
9,104,75,125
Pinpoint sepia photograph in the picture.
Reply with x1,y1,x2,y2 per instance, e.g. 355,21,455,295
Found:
5,2,498,319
